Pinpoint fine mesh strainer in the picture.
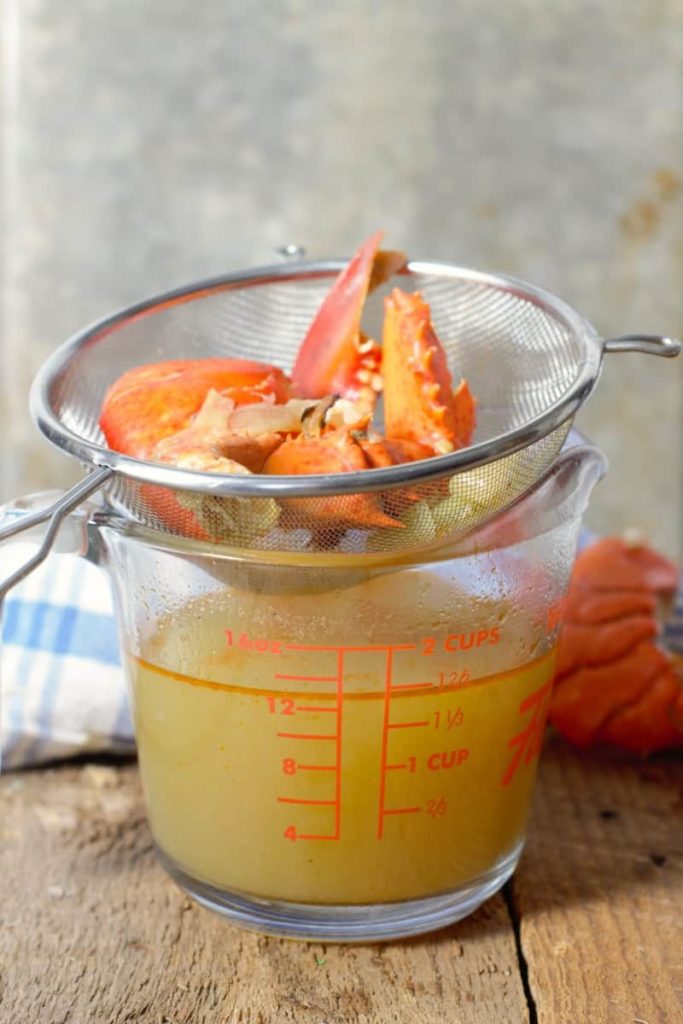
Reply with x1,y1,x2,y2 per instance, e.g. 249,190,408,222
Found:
0,257,680,592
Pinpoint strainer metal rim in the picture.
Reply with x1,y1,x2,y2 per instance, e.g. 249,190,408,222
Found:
30,258,604,498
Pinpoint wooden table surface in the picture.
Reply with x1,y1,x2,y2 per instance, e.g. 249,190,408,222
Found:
1,734,681,1024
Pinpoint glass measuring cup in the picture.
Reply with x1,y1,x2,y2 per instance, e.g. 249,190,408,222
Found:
1,442,605,940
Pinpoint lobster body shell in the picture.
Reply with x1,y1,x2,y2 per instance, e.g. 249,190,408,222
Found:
550,538,682,754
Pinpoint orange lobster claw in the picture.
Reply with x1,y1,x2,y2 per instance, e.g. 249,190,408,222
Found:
356,437,438,509
451,379,477,450
382,289,476,454
291,232,405,404
263,430,403,530
358,437,435,469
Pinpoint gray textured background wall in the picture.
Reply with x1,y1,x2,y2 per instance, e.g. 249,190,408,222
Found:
1,0,681,555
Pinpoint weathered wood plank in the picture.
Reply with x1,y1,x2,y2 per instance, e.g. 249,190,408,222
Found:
515,734,683,1024
0,763,528,1024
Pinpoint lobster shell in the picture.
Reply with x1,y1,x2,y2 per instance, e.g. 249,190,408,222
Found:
550,537,682,754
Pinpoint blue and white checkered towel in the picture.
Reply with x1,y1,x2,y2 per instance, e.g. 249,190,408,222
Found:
2,533,681,771
1,543,133,769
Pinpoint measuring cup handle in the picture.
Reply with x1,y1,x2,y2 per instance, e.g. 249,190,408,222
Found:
602,334,682,358
0,467,113,600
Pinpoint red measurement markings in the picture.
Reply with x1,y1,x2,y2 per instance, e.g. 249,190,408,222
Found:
275,732,337,741
277,797,336,806
386,756,417,773
275,648,345,841
433,707,464,730
387,719,430,730
275,673,339,683
377,649,439,838
375,646,461,836
426,796,447,818
376,649,394,839
333,648,343,838
390,681,435,692
273,642,423,842
501,680,554,787
284,642,416,653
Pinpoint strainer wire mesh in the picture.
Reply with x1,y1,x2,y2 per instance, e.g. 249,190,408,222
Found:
32,261,600,555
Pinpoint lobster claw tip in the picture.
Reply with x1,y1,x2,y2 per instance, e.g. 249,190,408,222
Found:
382,288,476,455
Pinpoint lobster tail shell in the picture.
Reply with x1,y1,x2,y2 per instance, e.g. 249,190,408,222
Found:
551,537,682,754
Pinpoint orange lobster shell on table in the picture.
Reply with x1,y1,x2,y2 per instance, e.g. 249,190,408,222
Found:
550,536,683,754
99,232,476,533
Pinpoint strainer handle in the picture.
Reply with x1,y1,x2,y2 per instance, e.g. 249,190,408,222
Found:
0,467,113,600
603,334,682,357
